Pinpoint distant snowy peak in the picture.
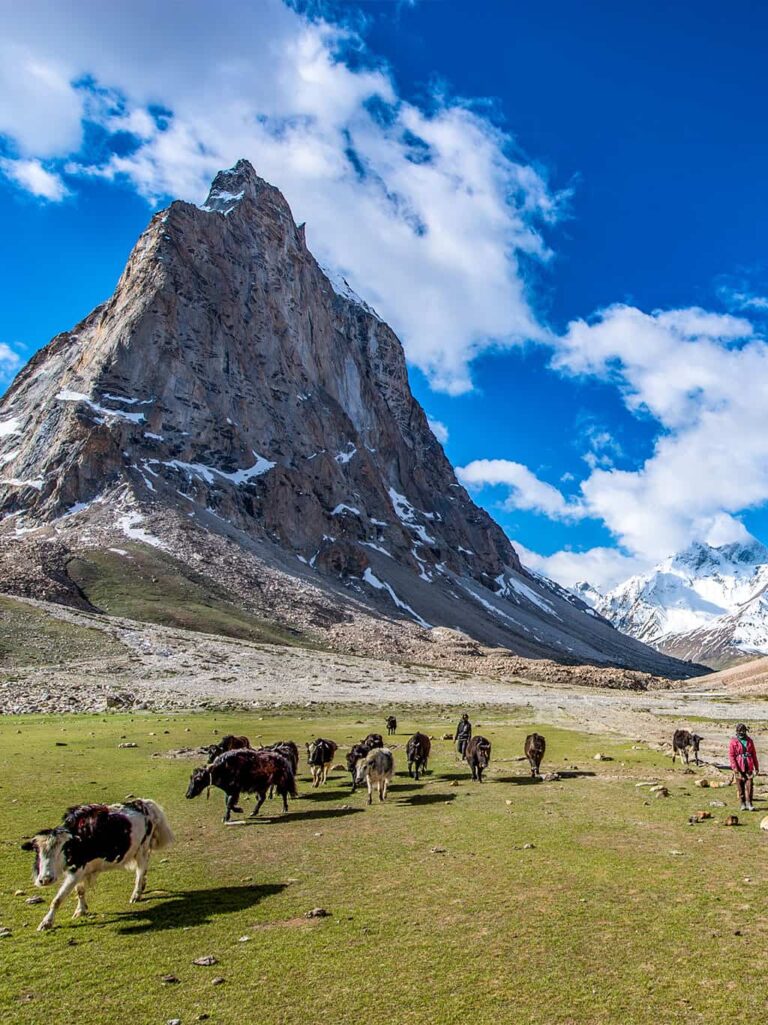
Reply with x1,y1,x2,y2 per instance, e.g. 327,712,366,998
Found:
596,537,768,667
572,581,603,608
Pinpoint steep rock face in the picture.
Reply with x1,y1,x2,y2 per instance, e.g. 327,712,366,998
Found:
0,161,705,678
0,160,516,588
592,539,768,668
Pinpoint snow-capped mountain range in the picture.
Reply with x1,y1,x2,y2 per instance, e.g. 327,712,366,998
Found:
578,538,768,668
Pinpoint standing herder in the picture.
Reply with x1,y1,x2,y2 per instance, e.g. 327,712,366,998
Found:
455,713,472,758
729,723,759,812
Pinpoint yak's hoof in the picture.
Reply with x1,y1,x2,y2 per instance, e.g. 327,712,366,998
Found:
37,919,53,932
129,896,142,904
232,806,243,814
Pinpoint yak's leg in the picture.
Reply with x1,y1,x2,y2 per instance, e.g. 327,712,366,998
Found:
251,791,266,817
130,850,150,903
281,786,289,813
224,790,241,822
72,881,89,919
38,873,79,931
367,778,373,806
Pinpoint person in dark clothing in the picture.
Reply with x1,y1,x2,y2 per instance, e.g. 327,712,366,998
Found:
729,723,759,811
455,713,472,758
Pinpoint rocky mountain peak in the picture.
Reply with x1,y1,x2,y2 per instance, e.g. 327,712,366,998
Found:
0,161,705,679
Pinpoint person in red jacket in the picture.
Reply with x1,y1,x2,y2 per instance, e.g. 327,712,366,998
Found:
729,723,759,811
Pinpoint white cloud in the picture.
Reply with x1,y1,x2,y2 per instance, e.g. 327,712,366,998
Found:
0,0,561,395
514,540,649,592
0,342,24,382
0,157,68,200
427,417,449,445
457,458,583,520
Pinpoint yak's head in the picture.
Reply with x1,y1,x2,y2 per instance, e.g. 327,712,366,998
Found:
186,766,211,799
692,734,704,749
354,754,373,785
21,828,72,887
475,743,491,768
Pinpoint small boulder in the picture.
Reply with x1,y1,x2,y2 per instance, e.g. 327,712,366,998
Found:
542,772,560,782
724,815,740,827
192,956,218,967
760,815,768,831
306,907,330,918
695,779,710,788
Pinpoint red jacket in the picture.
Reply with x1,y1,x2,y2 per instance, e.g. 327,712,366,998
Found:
729,736,759,775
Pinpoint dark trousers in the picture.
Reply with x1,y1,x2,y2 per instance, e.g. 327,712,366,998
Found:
457,738,468,757
736,774,754,805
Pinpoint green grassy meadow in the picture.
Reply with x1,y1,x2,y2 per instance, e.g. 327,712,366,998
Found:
1,708,767,1025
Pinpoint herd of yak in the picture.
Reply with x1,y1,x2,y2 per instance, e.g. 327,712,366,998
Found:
185,717,546,821
19,722,714,932
19,716,548,930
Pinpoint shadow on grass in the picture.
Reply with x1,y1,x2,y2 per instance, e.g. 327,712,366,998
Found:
388,782,422,792
400,792,457,806
242,807,365,824
116,883,286,934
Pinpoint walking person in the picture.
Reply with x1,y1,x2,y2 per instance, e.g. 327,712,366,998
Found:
729,723,759,812
455,713,472,758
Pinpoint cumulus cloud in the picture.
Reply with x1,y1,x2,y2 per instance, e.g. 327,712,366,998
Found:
427,417,449,445
0,157,68,200
502,304,768,587
456,458,583,520
514,540,649,592
0,0,561,395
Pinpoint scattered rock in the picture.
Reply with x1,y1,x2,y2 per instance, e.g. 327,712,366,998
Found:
441,733,454,740
305,907,330,918
760,815,768,831
0,928,12,938
212,977,226,986
653,787,670,798
25,896,44,905
161,975,180,985
14,889,25,896
192,956,218,967
695,779,710,788
117,742,138,749
725,815,740,827
449,780,459,787
593,753,612,761
709,800,726,807
692,810,712,821
430,846,448,854
542,772,560,782
669,850,685,856
522,843,535,850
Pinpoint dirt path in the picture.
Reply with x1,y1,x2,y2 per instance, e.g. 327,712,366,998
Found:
2,597,766,755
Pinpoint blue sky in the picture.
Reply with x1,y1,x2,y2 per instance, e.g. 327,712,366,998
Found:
2,0,768,588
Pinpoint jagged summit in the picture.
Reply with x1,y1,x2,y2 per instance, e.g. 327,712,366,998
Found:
594,537,768,668
0,162,705,678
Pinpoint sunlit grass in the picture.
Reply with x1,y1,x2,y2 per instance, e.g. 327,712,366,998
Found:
1,707,766,1024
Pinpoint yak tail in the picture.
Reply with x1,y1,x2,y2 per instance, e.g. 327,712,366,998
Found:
142,799,175,850
288,770,298,799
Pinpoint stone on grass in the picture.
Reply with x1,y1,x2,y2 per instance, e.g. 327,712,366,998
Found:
724,815,740,827
306,907,330,918
192,956,218,967
759,815,768,831
430,846,447,854
542,772,560,782
117,742,138,749
695,779,710,788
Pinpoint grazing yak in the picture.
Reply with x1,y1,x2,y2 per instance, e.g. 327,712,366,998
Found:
406,732,431,780
207,733,251,763
524,733,546,777
363,732,384,749
672,729,703,766
465,736,492,782
21,799,173,931
306,738,338,788
346,733,383,791
187,748,297,822
355,747,395,804
386,716,397,736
